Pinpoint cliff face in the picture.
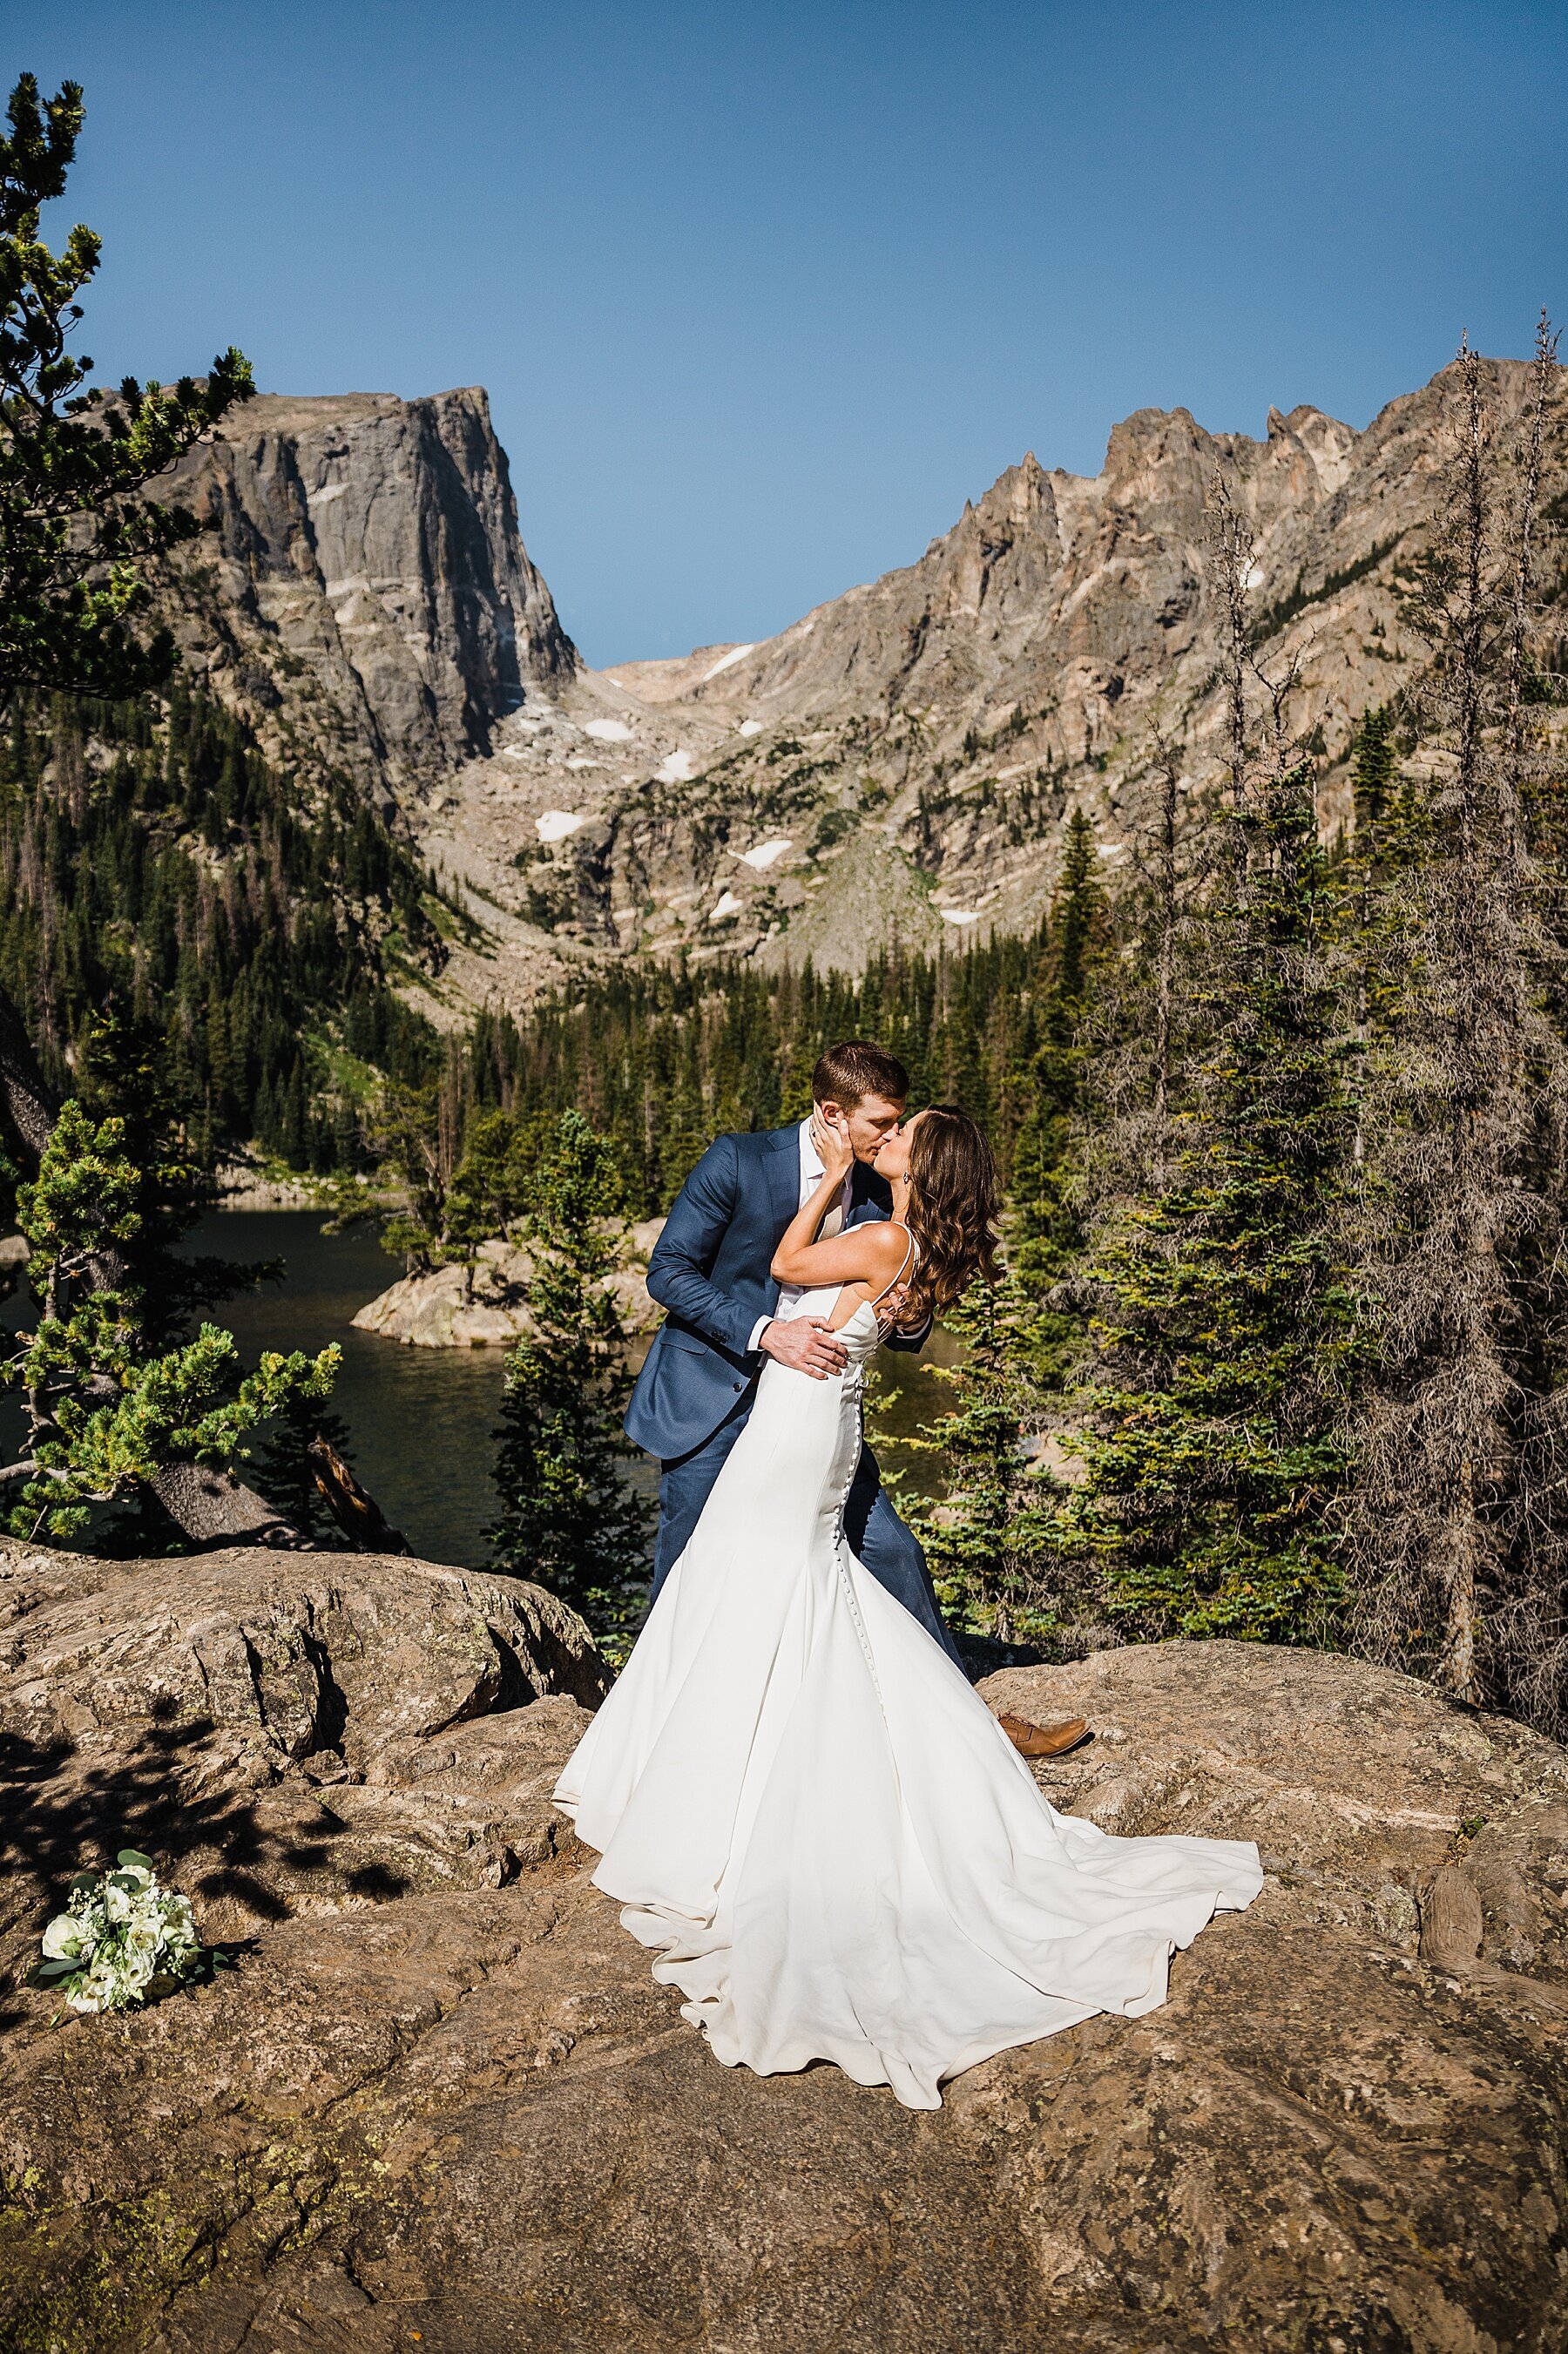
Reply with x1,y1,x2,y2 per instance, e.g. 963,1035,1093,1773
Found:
583,358,1552,937
609,386,1381,747
154,389,578,802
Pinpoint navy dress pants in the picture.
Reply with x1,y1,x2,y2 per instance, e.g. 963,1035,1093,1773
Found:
650,1397,963,1669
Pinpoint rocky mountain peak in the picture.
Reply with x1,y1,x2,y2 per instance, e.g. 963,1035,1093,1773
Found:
153,386,577,802
1263,402,1356,497
972,450,1054,531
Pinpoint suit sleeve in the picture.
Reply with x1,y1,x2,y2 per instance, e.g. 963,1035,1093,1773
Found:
645,1135,762,1358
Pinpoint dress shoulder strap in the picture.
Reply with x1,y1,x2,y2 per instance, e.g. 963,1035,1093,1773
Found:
866,1224,918,1312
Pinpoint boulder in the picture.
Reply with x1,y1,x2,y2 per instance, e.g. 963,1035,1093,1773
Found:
352,1221,664,1349
2,1602,1566,2350
0,1540,608,1965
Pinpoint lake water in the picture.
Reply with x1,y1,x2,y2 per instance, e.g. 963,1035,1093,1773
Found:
172,1210,955,1569
188,1210,517,1568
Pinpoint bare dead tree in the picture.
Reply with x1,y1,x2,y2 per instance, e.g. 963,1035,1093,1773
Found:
1346,331,1568,1722
308,1436,410,1555
1205,468,1257,899
1064,746,1210,1234
1501,314,1563,878
1115,730,1219,1196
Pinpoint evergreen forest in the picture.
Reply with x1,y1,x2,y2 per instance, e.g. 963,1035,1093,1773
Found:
0,683,446,1180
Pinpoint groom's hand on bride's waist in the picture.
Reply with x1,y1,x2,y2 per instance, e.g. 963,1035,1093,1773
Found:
759,1317,848,1379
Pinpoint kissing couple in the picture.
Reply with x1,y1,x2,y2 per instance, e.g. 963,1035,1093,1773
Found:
554,1041,1262,2109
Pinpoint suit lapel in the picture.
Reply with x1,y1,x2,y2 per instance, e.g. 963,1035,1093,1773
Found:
766,1123,801,1241
758,1126,889,1245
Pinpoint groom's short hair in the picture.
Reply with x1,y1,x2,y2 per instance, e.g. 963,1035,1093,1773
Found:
813,1040,909,1107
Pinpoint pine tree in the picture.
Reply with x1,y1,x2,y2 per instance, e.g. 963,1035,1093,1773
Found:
0,67,256,1202
0,73,253,698
369,1082,449,1271
2,1094,338,1542
486,1112,653,1654
1350,703,1397,832
1048,741,1365,1643
442,1106,541,1297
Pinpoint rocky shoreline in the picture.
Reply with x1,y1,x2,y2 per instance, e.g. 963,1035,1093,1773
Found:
1,1533,1565,2348
351,1218,665,1348
212,1160,389,1214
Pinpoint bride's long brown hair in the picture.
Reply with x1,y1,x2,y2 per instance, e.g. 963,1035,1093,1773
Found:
897,1106,1000,1327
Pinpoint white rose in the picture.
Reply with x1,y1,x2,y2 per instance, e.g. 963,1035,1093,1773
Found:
40,1913,88,1962
67,1958,115,2012
119,1947,157,1995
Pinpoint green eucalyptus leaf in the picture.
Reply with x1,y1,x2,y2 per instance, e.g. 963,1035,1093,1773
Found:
116,1850,156,1871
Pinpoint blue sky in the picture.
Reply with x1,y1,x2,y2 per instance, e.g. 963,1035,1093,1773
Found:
14,1,1567,665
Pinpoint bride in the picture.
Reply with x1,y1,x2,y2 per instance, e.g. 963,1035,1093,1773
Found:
554,1104,1262,2109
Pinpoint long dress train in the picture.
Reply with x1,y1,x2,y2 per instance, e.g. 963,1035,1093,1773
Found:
554,1283,1262,2110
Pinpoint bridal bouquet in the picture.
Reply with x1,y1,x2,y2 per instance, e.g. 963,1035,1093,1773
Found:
32,1851,202,2015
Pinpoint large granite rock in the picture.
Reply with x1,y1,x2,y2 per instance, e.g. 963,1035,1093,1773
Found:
2,1592,1566,2350
0,1541,608,1965
352,1221,664,1349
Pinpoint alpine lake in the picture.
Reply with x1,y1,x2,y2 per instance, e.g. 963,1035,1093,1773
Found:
154,1209,960,1569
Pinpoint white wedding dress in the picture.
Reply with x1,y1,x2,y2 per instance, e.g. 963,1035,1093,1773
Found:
554,1270,1262,2110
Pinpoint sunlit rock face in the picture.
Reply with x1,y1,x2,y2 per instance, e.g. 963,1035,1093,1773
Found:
154,389,578,802
151,358,1567,1010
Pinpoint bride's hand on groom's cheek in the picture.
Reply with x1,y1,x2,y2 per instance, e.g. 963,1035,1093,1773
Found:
810,1107,855,1177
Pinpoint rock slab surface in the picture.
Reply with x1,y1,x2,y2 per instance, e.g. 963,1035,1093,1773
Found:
352,1221,664,1349
2,1560,1565,2351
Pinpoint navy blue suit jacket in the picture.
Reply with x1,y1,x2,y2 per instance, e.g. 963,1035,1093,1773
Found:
625,1123,925,1463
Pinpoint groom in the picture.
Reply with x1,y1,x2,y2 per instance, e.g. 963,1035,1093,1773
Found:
625,1039,963,1661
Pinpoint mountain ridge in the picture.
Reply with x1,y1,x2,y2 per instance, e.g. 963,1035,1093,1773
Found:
148,355,1567,1018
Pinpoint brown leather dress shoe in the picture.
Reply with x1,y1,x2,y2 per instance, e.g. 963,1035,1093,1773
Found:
999,1712,1091,1758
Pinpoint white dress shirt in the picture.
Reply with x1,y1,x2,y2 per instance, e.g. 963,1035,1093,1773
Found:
747,1117,854,1352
